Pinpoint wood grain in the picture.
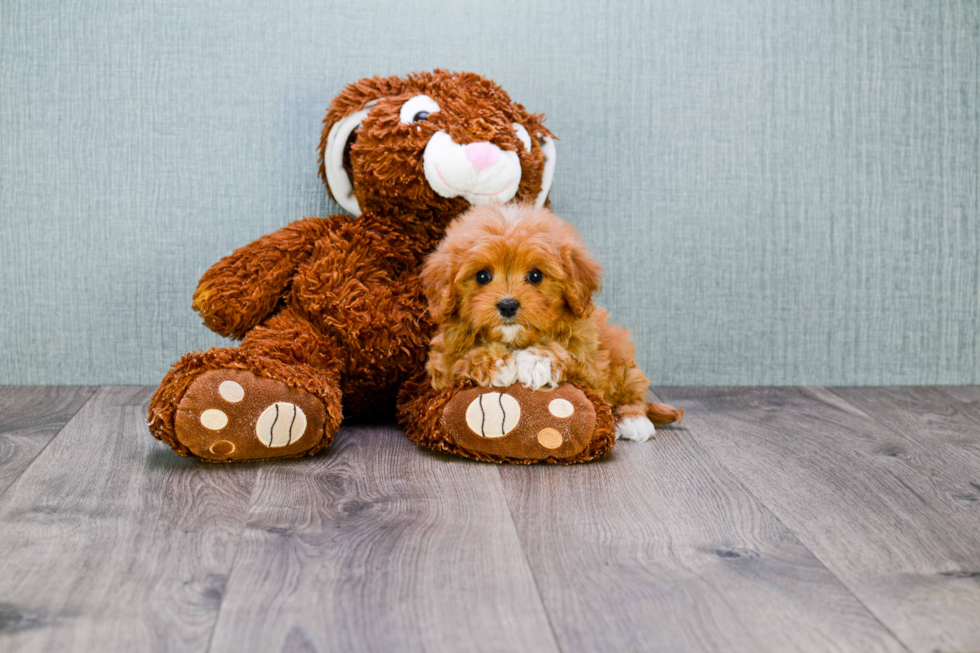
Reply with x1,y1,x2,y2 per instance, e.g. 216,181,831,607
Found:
497,423,909,653
207,423,559,653
656,386,980,653
936,385,980,408
827,386,980,500
4,385,980,652
0,386,97,497
0,386,258,652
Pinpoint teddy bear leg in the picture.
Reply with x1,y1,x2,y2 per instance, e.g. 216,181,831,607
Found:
148,312,344,462
396,373,617,464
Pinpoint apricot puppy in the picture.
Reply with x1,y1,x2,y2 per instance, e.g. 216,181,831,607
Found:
421,203,680,441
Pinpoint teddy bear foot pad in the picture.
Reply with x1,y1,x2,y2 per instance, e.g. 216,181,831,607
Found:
442,384,597,461
174,369,328,462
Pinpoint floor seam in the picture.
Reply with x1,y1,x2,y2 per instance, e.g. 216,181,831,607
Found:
649,386,916,653
822,385,980,474
0,385,101,503
202,460,265,653
493,466,566,653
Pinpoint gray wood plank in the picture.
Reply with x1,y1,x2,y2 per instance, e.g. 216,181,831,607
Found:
0,386,97,496
935,385,980,407
0,386,258,652
208,424,560,653
827,386,980,506
497,424,909,653
655,386,980,653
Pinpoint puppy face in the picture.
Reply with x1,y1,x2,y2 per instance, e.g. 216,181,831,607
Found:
422,204,602,346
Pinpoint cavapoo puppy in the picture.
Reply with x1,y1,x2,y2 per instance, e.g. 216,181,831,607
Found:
421,203,681,442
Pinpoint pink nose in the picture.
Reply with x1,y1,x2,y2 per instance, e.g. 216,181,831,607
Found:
464,142,501,172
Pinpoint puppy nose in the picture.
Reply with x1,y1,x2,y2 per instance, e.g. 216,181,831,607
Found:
464,142,501,172
497,298,520,318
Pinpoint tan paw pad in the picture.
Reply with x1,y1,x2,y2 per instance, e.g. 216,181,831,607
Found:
548,398,574,418
255,402,307,447
465,392,521,438
218,380,245,402
209,440,236,456
200,409,228,430
537,427,563,449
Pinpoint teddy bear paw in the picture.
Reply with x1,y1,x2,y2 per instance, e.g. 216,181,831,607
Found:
441,383,598,461
173,369,329,461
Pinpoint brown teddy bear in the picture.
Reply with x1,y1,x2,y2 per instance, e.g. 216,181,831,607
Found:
148,69,676,464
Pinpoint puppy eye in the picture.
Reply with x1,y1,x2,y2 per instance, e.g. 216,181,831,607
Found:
475,269,493,286
513,123,532,151
400,95,440,124
525,269,543,285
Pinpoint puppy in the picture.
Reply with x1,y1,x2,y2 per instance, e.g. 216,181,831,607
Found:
421,203,681,442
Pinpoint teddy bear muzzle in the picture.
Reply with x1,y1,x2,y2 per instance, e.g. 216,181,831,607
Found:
422,131,522,206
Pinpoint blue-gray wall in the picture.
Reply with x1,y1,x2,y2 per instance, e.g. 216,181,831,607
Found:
1,0,978,386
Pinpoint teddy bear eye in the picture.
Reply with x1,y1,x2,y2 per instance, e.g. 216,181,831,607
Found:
475,269,493,285
513,123,532,151
400,95,441,124
525,269,543,285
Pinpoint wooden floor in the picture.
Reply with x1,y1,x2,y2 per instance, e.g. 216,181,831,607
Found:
1,387,979,652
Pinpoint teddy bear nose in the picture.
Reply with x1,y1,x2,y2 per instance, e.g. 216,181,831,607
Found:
497,298,520,318
464,142,501,172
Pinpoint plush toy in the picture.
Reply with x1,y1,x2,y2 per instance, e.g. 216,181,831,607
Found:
148,69,670,464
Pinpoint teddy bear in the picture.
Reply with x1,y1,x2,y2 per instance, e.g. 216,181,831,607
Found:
148,69,647,464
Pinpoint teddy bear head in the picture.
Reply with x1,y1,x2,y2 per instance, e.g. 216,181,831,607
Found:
318,70,556,223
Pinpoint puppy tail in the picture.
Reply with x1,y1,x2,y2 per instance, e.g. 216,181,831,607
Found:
647,402,684,427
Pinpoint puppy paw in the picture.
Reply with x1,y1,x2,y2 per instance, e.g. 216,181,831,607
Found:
615,415,656,442
490,356,518,387
514,349,561,390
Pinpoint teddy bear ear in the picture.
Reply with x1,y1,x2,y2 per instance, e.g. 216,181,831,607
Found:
534,134,557,209
322,100,377,216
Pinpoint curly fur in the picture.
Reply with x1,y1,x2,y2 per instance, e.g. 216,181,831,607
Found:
420,204,683,430
148,70,560,458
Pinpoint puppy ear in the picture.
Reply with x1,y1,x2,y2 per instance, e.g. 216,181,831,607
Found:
420,248,458,323
561,235,602,319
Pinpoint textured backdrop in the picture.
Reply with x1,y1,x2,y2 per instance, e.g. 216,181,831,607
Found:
1,0,977,385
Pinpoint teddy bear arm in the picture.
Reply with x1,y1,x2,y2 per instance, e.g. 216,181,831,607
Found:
192,217,340,339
